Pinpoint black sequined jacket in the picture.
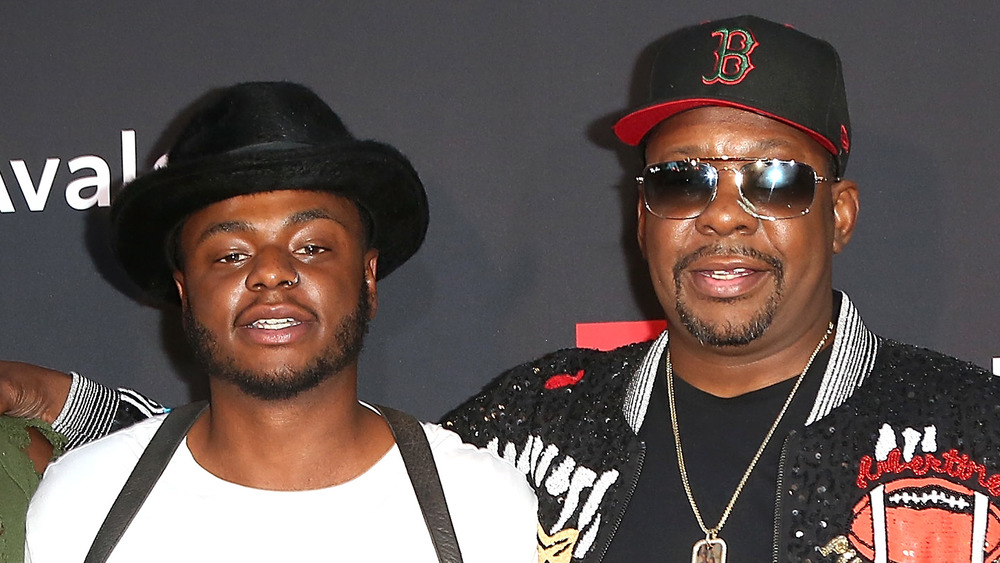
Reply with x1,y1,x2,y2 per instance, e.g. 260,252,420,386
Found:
441,293,1000,563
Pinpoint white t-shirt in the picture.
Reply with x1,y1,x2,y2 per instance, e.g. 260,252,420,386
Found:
26,412,537,563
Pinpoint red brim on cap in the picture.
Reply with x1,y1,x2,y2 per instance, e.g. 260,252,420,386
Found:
612,98,837,157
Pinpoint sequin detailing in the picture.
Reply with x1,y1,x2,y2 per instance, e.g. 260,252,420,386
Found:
782,342,1000,562
441,292,999,563
442,342,648,560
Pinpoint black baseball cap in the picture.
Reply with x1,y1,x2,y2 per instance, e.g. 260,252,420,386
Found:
614,15,851,174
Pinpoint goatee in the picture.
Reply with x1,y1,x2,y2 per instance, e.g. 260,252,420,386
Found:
184,282,371,401
672,245,784,347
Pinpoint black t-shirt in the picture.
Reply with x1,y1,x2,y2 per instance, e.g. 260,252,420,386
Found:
602,344,833,562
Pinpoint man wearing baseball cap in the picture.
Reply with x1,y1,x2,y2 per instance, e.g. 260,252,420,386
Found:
22,82,536,562
443,15,999,563
5,14,1000,563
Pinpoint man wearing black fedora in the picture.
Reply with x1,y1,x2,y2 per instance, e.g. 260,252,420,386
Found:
6,14,1000,563
21,82,536,563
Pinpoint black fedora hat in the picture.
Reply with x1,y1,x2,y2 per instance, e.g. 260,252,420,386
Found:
111,81,429,306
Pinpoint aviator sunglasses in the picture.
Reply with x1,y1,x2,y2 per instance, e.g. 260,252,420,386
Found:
637,157,837,221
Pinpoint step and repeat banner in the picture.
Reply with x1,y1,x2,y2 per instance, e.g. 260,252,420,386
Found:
1,3,998,419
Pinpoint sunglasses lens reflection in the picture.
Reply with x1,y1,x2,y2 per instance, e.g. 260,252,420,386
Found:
642,160,817,220
642,161,717,219
740,160,816,218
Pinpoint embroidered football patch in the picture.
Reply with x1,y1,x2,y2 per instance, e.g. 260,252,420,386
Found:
848,477,1000,562
832,423,1000,563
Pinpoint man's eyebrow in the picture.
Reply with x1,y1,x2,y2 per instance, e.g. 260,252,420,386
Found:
665,144,703,157
286,208,336,225
197,220,255,244
286,207,359,233
194,208,345,244
744,138,791,153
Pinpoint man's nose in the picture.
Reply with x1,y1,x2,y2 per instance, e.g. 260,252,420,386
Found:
694,169,759,237
246,246,300,290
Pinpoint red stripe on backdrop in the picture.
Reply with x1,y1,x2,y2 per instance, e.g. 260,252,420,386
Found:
575,320,667,351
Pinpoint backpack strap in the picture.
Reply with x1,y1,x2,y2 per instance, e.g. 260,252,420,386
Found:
378,405,464,563
84,401,207,563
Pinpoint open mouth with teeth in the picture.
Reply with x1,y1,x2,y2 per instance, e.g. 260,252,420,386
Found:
248,318,302,330
687,264,769,300
703,267,755,281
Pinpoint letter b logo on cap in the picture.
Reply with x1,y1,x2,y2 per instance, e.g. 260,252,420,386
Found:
702,27,758,85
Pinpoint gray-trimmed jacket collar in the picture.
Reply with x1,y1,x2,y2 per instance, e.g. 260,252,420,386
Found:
623,291,882,433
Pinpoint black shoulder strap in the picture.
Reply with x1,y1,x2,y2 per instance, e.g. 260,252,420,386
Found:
378,405,465,563
83,401,463,563
84,400,208,563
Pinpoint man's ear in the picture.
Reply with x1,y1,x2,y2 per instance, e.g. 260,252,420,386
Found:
637,190,649,259
364,249,378,319
173,271,187,305
830,179,860,254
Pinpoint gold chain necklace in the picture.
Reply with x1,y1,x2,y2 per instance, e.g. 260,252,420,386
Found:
667,322,833,563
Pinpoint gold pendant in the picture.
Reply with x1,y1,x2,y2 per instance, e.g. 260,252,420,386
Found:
691,537,727,563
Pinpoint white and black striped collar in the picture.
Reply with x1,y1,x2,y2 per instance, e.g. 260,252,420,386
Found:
623,291,881,433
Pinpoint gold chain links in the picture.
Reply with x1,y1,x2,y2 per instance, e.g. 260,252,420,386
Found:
667,321,834,539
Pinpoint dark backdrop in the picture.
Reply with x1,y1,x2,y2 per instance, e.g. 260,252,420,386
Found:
2,2,997,420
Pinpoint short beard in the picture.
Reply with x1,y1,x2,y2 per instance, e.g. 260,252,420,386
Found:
672,245,784,347
184,283,371,401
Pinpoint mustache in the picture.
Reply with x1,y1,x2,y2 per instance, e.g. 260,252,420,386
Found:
673,244,784,276
236,296,319,326
180,295,320,331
